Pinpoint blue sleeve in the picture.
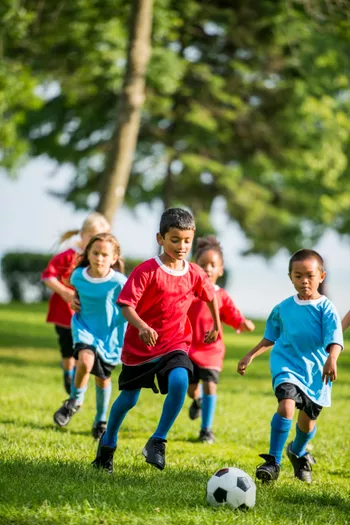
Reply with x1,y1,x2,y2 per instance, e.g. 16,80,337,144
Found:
70,268,80,287
322,301,344,350
264,306,281,342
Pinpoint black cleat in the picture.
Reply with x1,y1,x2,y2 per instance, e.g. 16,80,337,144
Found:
189,398,202,420
256,453,280,482
142,437,166,470
64,374,72,395
91,432,116,474
286,442,316,483
92,421,107,440
199,428,215,444
53,398,80,427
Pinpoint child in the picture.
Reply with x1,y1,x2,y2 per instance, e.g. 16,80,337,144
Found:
187,236,255,444
92,208,221,473
237,249,343,483
53,233,127,440
41,212,111,394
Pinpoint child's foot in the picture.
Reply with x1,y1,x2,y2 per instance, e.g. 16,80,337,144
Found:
142,437,166,470
92,421,107,440
256,454,280,482
53,399,80,427
91,432,116,474
199,428,215,444
64,375,72,395
286,442,316,483
189,398,202,420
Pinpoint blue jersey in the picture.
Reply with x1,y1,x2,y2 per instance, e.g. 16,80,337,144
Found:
71,267,128,366
264,295,343,407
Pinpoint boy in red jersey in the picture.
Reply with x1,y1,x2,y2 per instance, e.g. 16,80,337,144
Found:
92,208,221,473
188,236,255,443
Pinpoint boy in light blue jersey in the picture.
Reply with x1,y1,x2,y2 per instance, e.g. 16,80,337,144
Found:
54,233,127,439
237,249,343,483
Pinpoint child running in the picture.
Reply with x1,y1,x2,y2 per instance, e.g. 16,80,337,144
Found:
53,233,127,439
187,236,255,444
237,249,343,483
41,213,111,394
92,208,221,473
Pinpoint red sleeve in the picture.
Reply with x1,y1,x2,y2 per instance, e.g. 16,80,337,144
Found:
117,263,150,309
41,251,70,280
192,264,215,302
220,289,245,329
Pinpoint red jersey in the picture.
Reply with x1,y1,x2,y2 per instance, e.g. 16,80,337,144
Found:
117,256,215,365
188,286,245,371
41,248,80,328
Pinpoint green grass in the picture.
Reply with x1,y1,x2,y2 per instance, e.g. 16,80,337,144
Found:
0,303,349,525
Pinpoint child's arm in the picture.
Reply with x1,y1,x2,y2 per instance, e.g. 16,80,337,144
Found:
43,277,75,304
237,337,274,375
204,295,221,343
237,319,255,333
341,311,350,332
120,305,158,346
322,344,342,384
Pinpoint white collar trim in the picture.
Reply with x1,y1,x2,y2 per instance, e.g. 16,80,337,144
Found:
82,267,114,283
154,255,189,276
293,294,326,306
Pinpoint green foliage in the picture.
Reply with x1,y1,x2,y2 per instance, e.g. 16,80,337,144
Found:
0,303,349,524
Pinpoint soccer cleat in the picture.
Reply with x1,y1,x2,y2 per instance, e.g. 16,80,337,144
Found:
189,398,202,420
142,437,166,470
91,433,116,474
256,454,280,482
199,428,215,444
92,421,107,440
64,374,72,395
53,398,80,427
286,442,316,483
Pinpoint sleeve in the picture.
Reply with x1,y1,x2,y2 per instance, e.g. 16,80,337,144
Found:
322,301,344,351
192,265,215,302
264,306,281,342
220,290,245,330
69,268,79,288
117,265,150,309
41,252,67,281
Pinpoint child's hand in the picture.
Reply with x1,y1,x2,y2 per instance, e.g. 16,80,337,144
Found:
204,329,219,343
242,319,255,332
139,326,158,346
237,355,252,376
71,293,81,312
61,289,76,304
322,356,338,384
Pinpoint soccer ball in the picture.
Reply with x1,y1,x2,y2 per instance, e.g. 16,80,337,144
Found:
206,467,256,510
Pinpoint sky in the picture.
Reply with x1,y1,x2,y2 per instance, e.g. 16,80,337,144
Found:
1,157,349,318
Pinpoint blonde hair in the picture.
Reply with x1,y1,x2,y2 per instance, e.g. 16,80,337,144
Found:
59,212,111,244
77,232,125,274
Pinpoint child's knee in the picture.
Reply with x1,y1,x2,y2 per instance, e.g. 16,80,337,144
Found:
168,367,189,391
120,389,140,409
277,398,295,418
203,381,216,395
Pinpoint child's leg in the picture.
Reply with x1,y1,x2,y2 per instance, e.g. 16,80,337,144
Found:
201,380,217,430
187,383,201,400
102,389,141,447
269,399,295,464
70,349,95,405
188,382,203,420
94,377,112,425
153,367,188,440
290,411,316,457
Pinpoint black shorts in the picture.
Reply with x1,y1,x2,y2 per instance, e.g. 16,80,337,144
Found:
189,362,220,384
118,350,193,394
55,325,74,359
74,344,115,380
275,382,323,421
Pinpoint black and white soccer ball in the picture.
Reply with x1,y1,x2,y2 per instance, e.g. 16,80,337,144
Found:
206,467,256,509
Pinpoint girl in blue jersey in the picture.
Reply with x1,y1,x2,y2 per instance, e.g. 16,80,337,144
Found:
53,233,127,439
237,249,343,484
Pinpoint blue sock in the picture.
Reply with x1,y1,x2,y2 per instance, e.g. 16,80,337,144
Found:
291,424,316,457
201,394,217,430
102,389,140,447
153,367,188,440
70,384,87,405
94,383,112,425
64,369,74,381
269,413,293,464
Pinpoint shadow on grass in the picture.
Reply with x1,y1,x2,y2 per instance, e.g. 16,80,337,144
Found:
0,354,58,368
0,330,56,350
0,418,94,438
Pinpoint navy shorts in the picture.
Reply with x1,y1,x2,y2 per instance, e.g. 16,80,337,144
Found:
189,362,220,384
55,325,74,359
118,350,193,394
74,344,115,380
275,382,323,420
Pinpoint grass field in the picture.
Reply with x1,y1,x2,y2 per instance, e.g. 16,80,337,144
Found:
0,302,349,525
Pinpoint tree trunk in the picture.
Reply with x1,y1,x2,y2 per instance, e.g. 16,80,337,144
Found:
97,0,153,223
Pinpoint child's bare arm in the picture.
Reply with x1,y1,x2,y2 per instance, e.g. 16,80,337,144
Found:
43,277,75,303
204,295,221,343
120,305,158,346
237,337,274,375
238,319,255,333
341,311,350,332
322,343,342,384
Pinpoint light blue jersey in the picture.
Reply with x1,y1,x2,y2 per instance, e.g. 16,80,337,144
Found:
264,295,343,407
71,267,128,366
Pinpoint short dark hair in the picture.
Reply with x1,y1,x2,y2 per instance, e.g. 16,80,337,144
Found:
159,208,195,237
288,249,324,274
